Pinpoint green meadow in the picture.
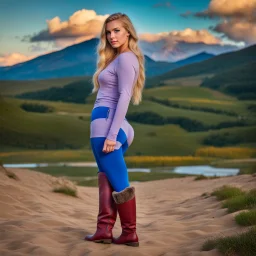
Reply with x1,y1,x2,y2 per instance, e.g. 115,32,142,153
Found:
1,75,255,165
0,76,89,96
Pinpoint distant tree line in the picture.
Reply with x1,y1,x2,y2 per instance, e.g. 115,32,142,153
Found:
203,132,243,146
20,102,54,113
126,111,249,132
202,129,256,146
16,80,93,104
148,96,238,116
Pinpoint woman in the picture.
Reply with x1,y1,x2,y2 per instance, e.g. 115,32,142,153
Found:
84,12,145,247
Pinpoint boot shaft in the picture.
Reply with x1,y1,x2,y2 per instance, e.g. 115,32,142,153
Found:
84,172,117,242
97,172,117,229
112,186,139,246
116,196,136,233
112,186,137,234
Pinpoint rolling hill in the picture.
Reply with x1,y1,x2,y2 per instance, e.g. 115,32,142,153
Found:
146,44,256,87
200,61,256,100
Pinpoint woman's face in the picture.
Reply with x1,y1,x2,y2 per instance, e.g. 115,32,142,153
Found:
106,20,130,49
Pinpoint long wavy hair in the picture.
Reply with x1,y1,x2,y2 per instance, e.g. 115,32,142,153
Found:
92,12,145,105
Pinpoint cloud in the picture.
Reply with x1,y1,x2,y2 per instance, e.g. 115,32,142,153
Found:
139,39,238,62
28,43,49,52
22,9,109,48
153,1,172,8
204,0,256,18
185,0,256,44
0,47,58,66
139,28,221,45
0,53,36,66
138,28,240,62
180,11,192,18
212,18,256,44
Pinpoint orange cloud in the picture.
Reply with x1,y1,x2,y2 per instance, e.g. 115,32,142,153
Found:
0,49,57,67
213,19,256,44
139,28,221,45
29,9,109,49
0,53,36,66
192,0,256,44
208,0,256,18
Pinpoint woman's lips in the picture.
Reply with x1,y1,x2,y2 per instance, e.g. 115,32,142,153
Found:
111,41,117,44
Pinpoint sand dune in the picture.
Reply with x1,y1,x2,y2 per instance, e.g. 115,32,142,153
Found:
0,166,255,256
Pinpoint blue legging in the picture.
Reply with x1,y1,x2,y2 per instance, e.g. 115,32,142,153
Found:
90,106,134,192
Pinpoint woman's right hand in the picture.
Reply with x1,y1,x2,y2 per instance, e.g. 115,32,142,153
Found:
102,139,116,153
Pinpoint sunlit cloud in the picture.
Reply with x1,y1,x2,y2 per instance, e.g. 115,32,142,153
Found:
0,53,36,66
139,28,221,45
198,0,256,18
22,9,109,49
211,19,256,44
183,0,256,44
0,48,57,66
138,28,237,62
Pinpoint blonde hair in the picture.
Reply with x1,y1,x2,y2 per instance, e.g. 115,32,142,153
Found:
92,12,145,105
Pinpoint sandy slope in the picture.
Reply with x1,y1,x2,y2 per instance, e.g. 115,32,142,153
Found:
0,166,255,256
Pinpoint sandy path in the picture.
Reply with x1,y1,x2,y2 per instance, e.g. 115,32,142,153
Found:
0,166,255,256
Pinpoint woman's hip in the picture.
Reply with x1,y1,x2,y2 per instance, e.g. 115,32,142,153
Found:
90,106,133,140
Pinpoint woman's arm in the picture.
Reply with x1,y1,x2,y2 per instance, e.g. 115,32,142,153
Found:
106,53,138,142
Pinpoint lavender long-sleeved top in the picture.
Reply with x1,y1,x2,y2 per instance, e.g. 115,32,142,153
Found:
93,51,139,142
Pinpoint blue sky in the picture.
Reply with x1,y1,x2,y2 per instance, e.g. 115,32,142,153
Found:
0,1,215,52
0,0,254,65
0,0,213,34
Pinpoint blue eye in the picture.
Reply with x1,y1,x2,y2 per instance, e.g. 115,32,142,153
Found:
106,30,119,34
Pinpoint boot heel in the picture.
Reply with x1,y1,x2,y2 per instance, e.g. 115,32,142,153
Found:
95,239,112,244
126,242,139,247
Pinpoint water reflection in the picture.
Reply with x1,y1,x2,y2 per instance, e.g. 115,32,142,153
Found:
173,165,239,177
3,163,239,176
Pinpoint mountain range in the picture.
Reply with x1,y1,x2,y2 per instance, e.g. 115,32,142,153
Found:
0,38,215,80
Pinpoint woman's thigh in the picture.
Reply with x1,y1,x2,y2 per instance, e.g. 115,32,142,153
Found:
90,137,130,192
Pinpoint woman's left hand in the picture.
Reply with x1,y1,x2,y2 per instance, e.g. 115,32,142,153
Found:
102,139,116,153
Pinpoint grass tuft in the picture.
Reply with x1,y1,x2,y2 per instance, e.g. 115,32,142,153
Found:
52,177,78,197
195,175,208,180
235,210,256,226
194,175,219,181
53,186,77,197
223,189,256,213
0,164,19,180
211,185,245,200
202,227,256,256
201,238,218,251
201,192,210,197
6,170,19,180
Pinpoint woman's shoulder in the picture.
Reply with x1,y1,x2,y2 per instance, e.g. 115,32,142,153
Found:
117,51,139,69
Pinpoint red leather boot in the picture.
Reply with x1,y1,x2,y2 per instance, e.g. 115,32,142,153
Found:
84,172,117,243
112,186,139,247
